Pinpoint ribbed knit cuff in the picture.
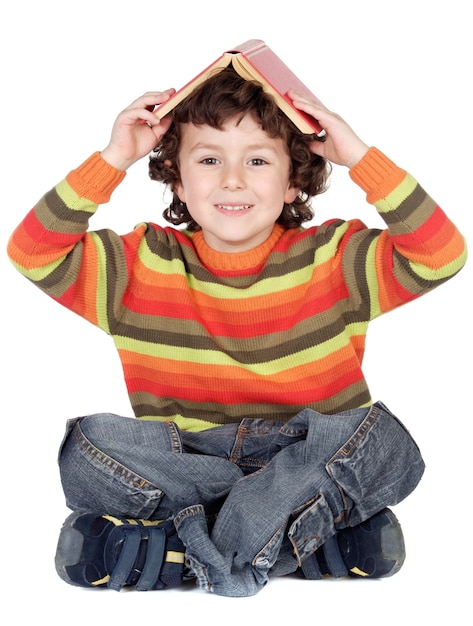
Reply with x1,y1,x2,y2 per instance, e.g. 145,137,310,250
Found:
349,147,406,203
66,151,127,204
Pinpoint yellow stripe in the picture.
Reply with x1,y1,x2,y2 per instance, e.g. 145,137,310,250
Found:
408,248,468,281
92,574,110,586
89,232,110,333
364,237,381,318
56,179,96,214
102,515,165,526
102,514,124,526
350,566,369,577
9,256,64,282
375,173,417,214
115,327,360,373
166,550,185,564
186,262,332,300
139,240,187,275
140,413,222,431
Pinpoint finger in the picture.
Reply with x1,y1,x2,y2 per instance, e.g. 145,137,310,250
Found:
150,112,174,136
128,89,176,111
288,89,327,110
118,91,176,128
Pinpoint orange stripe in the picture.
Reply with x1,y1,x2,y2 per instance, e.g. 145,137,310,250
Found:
72,235,100,324
127,365,363,404
366,168,406,204
8,216,79,268
123,285,346,333
7,226,67,268
396,220,465,267
374,232,398,312
119,340,362,385
129,257,341,320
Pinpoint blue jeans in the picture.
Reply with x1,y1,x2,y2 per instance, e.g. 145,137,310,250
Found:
58,401,424,597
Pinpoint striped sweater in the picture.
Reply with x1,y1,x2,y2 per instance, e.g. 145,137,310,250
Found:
7,148,467,431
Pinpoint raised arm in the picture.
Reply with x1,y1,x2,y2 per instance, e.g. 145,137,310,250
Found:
7,91,175,330
289,90,467,314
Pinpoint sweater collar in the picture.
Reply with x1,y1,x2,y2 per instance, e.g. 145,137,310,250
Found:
192,225,285,271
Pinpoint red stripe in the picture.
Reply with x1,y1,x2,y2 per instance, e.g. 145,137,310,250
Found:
122,281,348,337
23,209,80,246
125,368,363,404
391,205,447,247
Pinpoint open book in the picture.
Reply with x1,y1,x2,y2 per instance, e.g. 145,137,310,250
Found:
154,39,325,137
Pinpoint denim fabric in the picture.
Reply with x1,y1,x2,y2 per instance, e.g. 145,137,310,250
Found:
58,401,425,597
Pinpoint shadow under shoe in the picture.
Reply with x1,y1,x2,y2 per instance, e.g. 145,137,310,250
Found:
301,508,406,580
55,511,185,591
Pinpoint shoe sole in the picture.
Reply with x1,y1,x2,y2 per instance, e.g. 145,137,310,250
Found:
346,508,406,578
55,511,91,586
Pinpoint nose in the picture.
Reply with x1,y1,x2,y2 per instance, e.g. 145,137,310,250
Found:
221,162,246,190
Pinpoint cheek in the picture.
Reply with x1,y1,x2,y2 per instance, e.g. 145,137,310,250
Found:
177,170,210,204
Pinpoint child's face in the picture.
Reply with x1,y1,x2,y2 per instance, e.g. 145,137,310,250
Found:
175,114,299,253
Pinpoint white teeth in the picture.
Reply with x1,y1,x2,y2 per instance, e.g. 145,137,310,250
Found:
217,205,251,211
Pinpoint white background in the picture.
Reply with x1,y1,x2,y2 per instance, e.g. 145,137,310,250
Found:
1,1,471,623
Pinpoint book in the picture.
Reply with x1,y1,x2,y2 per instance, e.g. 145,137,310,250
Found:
154,39,325,137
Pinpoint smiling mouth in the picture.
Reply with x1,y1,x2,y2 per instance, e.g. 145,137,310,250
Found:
217,204,252,212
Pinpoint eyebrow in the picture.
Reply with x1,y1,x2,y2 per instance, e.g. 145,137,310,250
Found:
188,142,279,153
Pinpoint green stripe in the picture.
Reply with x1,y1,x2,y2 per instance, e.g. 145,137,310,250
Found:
90,232,110,333
114,323,362,373
56,179,97,214
134,381,373,430
375,173,417,213
9,256,63,282
364,237,382,319
408,247,468,281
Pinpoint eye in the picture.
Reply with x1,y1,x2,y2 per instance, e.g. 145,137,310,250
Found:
248,158,268,166
200,157,220,165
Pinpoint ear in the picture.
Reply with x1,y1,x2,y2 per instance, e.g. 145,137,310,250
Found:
284,185,300,204
174,182,186,203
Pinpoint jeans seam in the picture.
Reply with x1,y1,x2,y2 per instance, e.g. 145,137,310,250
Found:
165,420,183,453
174,504,205,528
73,421,162,492
323,405,380,525
229,423,247,464
329,403,380,460
236,457,268,470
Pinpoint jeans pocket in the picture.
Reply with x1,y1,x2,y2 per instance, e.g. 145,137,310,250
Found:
286,493,336,565
252,520,287,578
59,418,166,519
326,403,425,526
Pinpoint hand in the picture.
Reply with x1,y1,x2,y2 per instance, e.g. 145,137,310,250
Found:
101,90,176,171
288,90,369,168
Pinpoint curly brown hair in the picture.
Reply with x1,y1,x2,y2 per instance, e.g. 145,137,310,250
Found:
149,67,331,231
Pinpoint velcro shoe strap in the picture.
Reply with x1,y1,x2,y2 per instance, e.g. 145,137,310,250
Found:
321,535,348,578
300,553,323,580
107,527,142,591
135,527,166,591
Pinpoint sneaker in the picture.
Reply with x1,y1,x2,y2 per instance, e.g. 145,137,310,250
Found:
301,508,406,579
55,511,186,591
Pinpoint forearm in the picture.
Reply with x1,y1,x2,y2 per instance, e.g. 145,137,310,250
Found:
350,147,467,278
7,153,126,277
7,153,128,328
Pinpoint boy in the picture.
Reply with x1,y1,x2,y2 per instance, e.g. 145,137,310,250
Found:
7,68,467,597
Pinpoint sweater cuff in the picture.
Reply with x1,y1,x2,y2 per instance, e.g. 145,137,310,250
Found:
66,152,127,204
349,147,406,204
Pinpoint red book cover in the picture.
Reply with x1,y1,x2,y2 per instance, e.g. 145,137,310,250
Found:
155,39,325,136
228,40,325,136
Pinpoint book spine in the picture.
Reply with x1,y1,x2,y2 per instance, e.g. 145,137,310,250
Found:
227,39,266,55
